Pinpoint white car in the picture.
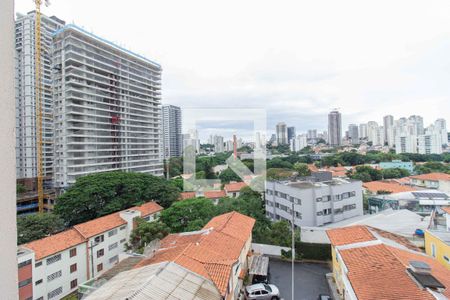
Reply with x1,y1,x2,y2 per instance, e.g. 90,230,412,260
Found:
244,283,280,300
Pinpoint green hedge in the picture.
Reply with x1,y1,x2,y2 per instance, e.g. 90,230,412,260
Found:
296,242,331,261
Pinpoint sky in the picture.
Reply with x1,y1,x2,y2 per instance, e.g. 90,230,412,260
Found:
15,0,450,140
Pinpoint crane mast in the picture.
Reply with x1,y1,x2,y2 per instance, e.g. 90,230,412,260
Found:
34,0,44,213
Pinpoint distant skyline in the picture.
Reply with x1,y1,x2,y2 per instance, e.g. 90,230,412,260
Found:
15,0,450,138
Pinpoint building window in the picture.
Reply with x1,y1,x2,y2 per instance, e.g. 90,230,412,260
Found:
97,248,104,258
18,259,31,268
35,279,43,285
108,242,118,251
46,254,61,265
94,235,104,243
70,263,77,273
119,225,126,230
109,255,119,264
316,197,322,202
69,248,77,257
431,243,436,258
108,228,118,237
97,263,103,272
295,212,302,219
120,238,126,243
70,279,78,289
47,270,62,282
18,278,32,288
48,287,63,299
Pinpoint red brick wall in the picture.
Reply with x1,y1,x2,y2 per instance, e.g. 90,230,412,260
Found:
18,264,32,300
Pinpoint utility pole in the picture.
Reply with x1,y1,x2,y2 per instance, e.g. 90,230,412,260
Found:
291,200,295,300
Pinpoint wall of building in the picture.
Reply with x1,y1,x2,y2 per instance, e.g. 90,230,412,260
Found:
33,242,88,300
0,0,19,297
424,231,450,271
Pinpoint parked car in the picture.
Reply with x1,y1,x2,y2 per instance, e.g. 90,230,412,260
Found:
244,283,280,300
318,294,332,300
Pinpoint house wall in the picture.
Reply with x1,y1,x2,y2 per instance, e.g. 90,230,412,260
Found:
18,251,34,300
424,231,450,270
33,242,88,300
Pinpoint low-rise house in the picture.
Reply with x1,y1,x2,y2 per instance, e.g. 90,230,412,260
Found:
363,180,417,195
83,211,255,300
327,225,450,300
265,178,363,227
410,173,450,190
379,160,414,173
368,190,450,214
224,182,248,197
17,202,163,300
425,230,450,270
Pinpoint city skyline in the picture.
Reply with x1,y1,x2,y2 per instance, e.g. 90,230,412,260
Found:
14,0,450,134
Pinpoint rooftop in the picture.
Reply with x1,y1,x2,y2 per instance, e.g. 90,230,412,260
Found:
134,211,255,296
84,261,221,300
363,180,418,194
203,190,226,199
442,206,450,214
326,225,376,246
224,182,247,192
24,229,86,261
427,230,450,246
410,172,450,182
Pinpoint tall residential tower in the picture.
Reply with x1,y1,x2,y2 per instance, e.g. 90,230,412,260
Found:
52,25,163,189
328,110,342,146
162,105,182,158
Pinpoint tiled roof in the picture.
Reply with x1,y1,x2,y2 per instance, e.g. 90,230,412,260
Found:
204,190,227,199
410,172,450,181
179,191,196,200
388,245,450,299
363,181,417,194
367,226,422,252
134,211,255,296
203,211,255,242
24,229,86,261
132,201,163,216
339,244,435,300
224,182,247,193
326,225,376,246
74,212,127,238
442,206,450,214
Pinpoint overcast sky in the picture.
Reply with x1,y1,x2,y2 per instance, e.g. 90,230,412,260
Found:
15,0,450,140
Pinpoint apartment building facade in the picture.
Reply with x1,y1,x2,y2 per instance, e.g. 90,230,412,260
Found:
17,202,163,300
161,105,182,159
265,178,363,227
51,24,163,188
328,110,342,146
15,12,65,184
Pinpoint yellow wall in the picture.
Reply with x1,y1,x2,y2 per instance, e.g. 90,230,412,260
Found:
424,231,450,270
331,246,346,296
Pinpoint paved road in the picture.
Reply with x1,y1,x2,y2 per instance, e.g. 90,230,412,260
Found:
269,258,331,300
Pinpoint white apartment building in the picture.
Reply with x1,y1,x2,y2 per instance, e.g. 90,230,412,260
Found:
213,135,225,153
290,134,308,152
52,24,163,188
418,132,443,154
183,129,200,154
276,122,288,145
265,178,363,227
359,124,368,139
15,12,65,182
18,202,163,300
161,105,182,159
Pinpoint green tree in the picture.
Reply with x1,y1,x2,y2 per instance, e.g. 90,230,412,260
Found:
266,168,295,180
54,172,180,226
293,162,311,177
16,183,26,194
381,168,410,179
350,166,382,182
160,198,218,232
218,167,242,184
17,213,65,244
127,220,170,253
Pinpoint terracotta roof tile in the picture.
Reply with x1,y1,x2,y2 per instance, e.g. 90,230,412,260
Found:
410,172,450,181
442,206,450,214
203,211,255,242
24,229,86,261
367,226,422,252
340,244,435,300
132,201,163,216
135,211,255,296
179,191,196,200
326,225,376,246
74,212,126,238
224,182,247,193
363,181,417,194
204,190,226,199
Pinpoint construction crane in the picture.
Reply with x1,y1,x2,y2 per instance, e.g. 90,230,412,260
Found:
34,0,49,213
